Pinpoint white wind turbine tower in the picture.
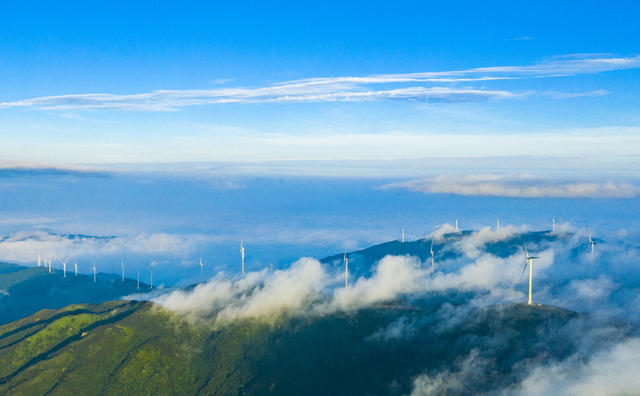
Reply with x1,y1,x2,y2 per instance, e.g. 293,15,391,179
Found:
587,223,596,256
37,254,41,267
240,241,245,279
121,259,125,282
137,271,140,289
48,259,52,273
200,257,203,277
429,239,435,273
74,263,78,277
552,217,556,233
343,249,349,289
520,239,539,305
92,260,96,283
401,227,405,243
63,262,67,278
496,219,500,230
455,219,459,232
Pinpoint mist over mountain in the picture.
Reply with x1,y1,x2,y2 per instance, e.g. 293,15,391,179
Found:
2,229,640,394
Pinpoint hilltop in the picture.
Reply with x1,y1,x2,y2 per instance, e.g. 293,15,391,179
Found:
321,230,573,277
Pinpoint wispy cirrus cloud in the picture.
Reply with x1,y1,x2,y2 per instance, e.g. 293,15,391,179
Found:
0,54,636,111
0,87,518,111
511,35,535,41
383,174,640,198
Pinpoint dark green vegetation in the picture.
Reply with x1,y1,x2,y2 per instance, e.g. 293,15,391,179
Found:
0,297,595,395
0,261,148,325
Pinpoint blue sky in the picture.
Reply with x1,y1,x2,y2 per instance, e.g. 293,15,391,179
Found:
1,2,640,283
1,1,639,165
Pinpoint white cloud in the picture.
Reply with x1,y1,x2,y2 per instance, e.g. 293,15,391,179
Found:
367,317,418,341
411,349,493,395
453,225,524,258
543,89,609,99
0,87,517,111
1,54,636,111
385,174,640,198
329,255,427,311
0,230,202,263
427,250,552,293
155,258,330,324
429,223,458,240
569,276,616,301
514,337,640,395
155,255,436,324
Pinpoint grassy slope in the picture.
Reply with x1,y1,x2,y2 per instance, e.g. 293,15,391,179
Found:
0,300,209,395
0,299,587,396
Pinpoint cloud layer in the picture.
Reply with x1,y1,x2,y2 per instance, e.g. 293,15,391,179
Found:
385,174,640,198
144,223,640,392
0,230,203,263
1,54,636,111
151,224,629,325
513,337,640,395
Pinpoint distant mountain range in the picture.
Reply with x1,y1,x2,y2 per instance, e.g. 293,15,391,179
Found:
0,261,148,325
0,230,587,326
321,230,574,278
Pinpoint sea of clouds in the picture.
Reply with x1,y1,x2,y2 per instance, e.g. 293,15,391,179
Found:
147,223,640,394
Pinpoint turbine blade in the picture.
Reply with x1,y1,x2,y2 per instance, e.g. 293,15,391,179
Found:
522,238,529,259
520,261,528,281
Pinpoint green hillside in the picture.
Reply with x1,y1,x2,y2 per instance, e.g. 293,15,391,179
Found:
0,298,590,395
0,262,149,325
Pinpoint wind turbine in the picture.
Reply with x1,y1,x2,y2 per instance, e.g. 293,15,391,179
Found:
343,249,349,289
37,254,41,267
496,219,500,230
199,257,203,277
48,259,52,273
92,260,96,283
74,263,78,277
429,239,435,273
137,271,140,289
520,239,539,305
63,262,67,278
401,227,405,243
455,219,459,232
121,259,125,282
240,241,245,279
552,217,556,233
150,267,153,289
586,223,596,256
